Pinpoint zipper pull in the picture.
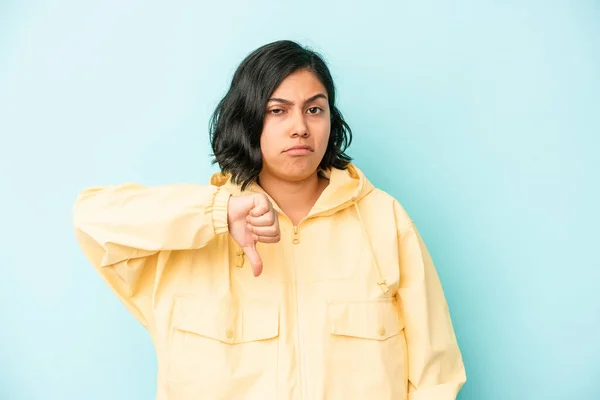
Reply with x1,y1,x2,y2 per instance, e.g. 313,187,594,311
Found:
236,248,245,268
292,226,300,244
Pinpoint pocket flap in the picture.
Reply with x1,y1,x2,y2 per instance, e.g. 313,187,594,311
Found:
172,296,280,344
328,299,404,341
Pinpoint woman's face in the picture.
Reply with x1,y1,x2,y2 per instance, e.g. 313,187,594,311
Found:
260,69,331,182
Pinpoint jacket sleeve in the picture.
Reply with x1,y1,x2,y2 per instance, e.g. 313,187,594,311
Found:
393,202,466,399
72,182,231,325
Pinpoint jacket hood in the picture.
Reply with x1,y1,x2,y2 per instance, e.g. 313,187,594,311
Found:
209,163,375,218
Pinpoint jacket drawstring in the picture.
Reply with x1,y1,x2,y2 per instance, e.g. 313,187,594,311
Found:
353,202,390,295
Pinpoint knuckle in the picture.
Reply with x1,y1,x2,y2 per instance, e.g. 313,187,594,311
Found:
256,193,269,203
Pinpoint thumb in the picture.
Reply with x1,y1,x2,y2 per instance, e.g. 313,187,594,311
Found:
242,243,263,277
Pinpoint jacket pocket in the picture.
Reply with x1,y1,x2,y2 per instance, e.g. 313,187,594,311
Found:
325,298,408,400
167,296,280,400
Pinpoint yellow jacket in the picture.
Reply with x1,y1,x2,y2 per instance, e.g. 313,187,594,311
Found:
73,164,466,400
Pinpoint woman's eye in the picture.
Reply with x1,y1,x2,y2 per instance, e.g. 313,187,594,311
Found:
307,107,322,114
269,109,284,115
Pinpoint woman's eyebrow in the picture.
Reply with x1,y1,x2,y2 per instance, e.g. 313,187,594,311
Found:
267,93,328,105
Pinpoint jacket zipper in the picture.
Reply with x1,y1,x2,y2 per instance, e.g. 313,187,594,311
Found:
291,225,307,399
284,200,358,398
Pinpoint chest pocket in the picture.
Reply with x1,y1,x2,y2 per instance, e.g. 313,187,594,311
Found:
167,295,280,400
325,298,408,399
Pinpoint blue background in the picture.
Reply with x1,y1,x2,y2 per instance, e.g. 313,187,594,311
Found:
1,1,599,399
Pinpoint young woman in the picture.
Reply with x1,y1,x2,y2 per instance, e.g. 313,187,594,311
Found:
73,40,466,400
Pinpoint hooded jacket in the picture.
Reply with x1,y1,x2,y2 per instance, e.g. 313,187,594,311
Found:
72,164,466,400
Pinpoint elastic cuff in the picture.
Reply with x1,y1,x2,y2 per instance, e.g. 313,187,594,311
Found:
212,188,231,235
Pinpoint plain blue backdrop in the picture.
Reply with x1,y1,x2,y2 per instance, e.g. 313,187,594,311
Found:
1,1,599,399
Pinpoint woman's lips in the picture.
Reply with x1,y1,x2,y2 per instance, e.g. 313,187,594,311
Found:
284,145,313,156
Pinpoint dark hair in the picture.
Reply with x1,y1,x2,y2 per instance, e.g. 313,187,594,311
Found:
209,40,352,190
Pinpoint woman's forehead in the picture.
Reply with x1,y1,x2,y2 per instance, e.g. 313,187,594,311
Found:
271,70,327,99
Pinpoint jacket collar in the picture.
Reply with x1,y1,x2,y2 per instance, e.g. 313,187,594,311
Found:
209,163,374,218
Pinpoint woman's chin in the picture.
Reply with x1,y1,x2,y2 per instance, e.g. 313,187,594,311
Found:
263,166,319,183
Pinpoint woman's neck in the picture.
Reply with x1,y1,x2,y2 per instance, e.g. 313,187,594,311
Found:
258,170,329,226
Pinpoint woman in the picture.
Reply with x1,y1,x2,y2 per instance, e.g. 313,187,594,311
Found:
73,40,466,399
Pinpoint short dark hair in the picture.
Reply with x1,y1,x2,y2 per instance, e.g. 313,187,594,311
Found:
209,40,352,190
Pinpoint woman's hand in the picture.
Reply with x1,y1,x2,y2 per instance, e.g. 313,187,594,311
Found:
227,193,280,277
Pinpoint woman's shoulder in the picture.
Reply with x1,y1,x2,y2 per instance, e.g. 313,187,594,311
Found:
358,187,413,234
